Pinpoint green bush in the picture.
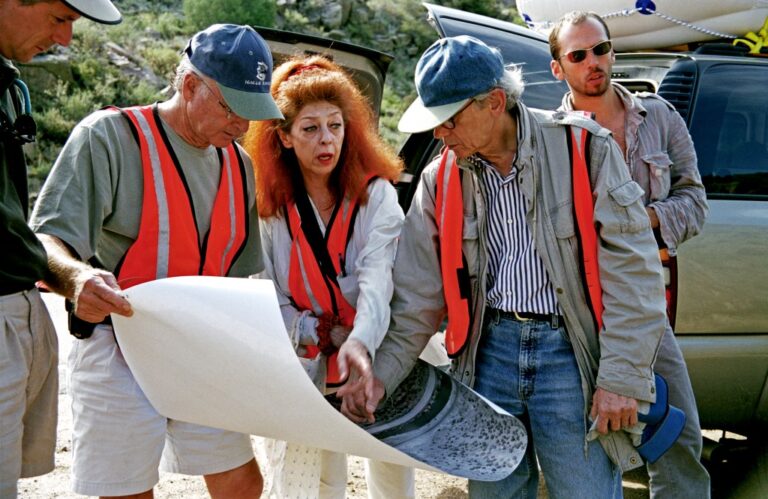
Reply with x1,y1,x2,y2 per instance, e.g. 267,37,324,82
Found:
183,0,276,31
142,45,183,83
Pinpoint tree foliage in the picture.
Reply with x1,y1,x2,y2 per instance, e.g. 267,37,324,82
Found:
24,0,522,191
183,0,276,31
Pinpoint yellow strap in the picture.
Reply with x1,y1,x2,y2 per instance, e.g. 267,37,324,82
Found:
733,16,768,54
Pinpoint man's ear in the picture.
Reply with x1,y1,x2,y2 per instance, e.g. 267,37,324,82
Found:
487,88,508,115
551,59,565,81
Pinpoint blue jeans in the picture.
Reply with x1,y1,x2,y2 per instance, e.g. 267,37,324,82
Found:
647,324,710,498
468,313,622,499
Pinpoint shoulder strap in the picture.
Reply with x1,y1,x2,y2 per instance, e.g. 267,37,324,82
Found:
567,124,604,331
293,185,341,286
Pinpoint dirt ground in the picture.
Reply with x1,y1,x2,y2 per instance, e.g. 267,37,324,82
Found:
17,294,649,498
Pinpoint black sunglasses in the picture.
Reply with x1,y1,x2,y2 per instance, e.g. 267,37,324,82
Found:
559,40,613,64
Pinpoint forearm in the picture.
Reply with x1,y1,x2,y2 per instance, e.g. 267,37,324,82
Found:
593,141,666,401
37,233,130,321
652,113,708,248
649,185,708,249
38,233,91,300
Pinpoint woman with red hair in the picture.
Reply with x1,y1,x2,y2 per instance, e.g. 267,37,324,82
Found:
243,55,413,498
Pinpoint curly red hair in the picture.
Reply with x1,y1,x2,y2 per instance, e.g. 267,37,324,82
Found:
242,55,404,218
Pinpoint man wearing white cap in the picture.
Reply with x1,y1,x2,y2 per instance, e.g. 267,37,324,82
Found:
0,1,120,497
339,36,668,497
30,24,282,498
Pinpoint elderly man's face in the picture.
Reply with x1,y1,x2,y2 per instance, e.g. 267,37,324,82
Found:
432,89,504,159
185,74,250,148
0,0,80,63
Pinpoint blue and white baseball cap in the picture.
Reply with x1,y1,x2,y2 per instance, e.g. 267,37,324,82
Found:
398,36,505,133
61,0,122,24
185,24,283,121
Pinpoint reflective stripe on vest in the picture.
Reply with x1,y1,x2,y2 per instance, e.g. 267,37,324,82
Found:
434,150,472,358
115,105,248,289
286,194,360,386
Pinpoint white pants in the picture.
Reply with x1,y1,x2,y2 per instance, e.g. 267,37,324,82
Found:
320,450,415,499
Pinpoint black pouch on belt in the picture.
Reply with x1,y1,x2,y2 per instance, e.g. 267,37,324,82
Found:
65,299,111,339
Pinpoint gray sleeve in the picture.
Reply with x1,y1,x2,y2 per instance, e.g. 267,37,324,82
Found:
348,180,404,357
30,110,134,264
373,163,446,396
590,137,666,402
648,108,708,250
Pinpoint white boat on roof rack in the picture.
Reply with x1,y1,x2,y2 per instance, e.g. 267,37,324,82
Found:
516,0,768,51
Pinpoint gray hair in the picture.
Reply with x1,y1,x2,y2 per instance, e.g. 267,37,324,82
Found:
474,66,525,111
172,55,205,92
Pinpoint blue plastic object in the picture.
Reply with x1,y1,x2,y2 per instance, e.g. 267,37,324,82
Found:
636,0,657,15
636,374,686,464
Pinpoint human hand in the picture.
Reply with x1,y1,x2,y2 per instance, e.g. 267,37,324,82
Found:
590,387,638,434
337,373,385,424
330,324,352,348
336,337,371,385
646,206,660,228
73,269,132,322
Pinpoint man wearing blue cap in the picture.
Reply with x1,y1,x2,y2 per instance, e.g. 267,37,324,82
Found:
339,36,668,497
30,24,282,498
1,1,120,497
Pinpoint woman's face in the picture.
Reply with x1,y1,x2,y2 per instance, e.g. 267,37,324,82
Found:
278,101,345,185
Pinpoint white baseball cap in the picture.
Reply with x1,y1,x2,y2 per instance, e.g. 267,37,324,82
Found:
61,0,122,25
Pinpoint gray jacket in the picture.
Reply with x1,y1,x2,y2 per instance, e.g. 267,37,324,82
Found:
374,103,667,471
561,84,708,253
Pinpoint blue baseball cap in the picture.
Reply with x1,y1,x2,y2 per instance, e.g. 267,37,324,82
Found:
185,24,283,121
398,36,505,133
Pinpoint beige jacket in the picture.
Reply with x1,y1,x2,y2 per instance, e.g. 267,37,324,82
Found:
374,103,667,471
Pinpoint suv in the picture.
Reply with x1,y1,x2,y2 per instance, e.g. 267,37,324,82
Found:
262,2,768,491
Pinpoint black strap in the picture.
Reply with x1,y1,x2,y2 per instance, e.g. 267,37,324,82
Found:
293,187,341,287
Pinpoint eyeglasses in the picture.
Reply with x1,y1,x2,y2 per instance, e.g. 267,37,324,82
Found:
442,99,475,130
197,77,235,120
559,40,613,64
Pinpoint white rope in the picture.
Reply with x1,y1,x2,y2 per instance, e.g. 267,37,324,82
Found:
602,8,738,39
526,7,740,40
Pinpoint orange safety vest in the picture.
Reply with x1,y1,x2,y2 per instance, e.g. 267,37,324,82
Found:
114,104,248,289
434,149,472,358
436,124,604,356
286,185,370,386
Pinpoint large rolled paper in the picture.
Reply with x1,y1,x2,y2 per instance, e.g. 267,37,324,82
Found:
111,276,526,480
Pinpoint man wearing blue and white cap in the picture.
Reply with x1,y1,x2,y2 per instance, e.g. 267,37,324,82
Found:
30,24,281,498
339,36,668,497
1,1,120,497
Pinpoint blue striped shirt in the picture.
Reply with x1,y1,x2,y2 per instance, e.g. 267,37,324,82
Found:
473,155,559,314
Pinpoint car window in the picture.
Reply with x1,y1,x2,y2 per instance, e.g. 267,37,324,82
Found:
689,64,768,198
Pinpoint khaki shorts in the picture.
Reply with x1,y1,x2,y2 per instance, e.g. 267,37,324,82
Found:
0,289,58,498
68,325,254,497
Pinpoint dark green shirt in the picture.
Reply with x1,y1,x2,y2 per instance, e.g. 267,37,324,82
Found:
1,56,47,295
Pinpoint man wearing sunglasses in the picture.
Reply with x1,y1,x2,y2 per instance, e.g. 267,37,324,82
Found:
30,24,282,498
549,11,710,499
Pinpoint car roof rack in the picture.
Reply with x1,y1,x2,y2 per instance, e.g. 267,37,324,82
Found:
693,43,750,57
